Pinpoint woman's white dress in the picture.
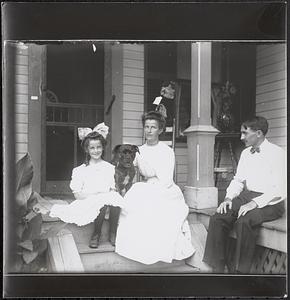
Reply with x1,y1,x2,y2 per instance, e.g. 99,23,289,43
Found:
115,142,195,264
49,160,123,226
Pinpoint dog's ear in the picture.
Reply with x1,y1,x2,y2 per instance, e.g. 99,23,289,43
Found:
132,145,140,154
111,144,122,165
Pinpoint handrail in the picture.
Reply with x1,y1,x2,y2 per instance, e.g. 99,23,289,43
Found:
46,102,104,109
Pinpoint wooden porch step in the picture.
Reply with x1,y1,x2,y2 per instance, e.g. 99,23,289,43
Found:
80,251,196,273
67,222,198,273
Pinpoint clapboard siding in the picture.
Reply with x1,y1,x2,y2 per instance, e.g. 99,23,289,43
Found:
256,89,286,103
123,119,143,129
123,59,144,70
15,83,28,94
14,43,29,161
123,44,144,52
256,44,287,149
15,123,29,133
256,50,285,68
15,104,29,114
124,67,144,77
123,93,144,103
123,110,143,120
122,44,145,146
124,50,144,60
123,85,144,94
123,101,144,112
15,74,29,84
16,133,28,143
256,99,286,112
175,146,188,189
256,70,285,86
123,128,143,137
124,76,144,86
256,61,285,77
256,79,286,95
268,117,286,129
15,94,29,104
15,54,28,65
15,65,29,75
15,113,28,124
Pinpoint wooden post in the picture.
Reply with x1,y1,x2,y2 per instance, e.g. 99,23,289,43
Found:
184,42,219,209
28,44,46,193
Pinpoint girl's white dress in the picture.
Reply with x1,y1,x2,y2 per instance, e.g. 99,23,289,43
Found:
115,142,195,264
49,160,123,226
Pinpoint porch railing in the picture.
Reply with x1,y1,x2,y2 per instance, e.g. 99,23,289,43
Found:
46,102,104,126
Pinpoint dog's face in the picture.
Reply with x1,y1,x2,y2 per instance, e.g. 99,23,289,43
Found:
112,144,139,168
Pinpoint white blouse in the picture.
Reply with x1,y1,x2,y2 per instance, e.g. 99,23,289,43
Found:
70,160,116,195
135,141,175,188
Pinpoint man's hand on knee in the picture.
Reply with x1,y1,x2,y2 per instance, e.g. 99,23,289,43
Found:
217,198,232,214
237,200,257,218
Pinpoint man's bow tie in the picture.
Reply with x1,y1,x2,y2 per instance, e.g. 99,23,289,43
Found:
250,147,260,154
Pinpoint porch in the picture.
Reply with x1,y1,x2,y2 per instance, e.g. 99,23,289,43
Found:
9,40,286,274
44,199,197,273
43,197,286,274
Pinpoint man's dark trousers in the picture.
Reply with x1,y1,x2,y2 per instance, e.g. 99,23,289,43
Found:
203,190,285,273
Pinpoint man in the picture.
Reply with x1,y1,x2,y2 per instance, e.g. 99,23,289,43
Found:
203,116,286,273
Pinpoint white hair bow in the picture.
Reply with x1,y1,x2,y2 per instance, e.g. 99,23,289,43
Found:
78,122,109,140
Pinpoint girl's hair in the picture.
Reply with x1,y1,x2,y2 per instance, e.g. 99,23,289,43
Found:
81,132,107,165
141,111,166,131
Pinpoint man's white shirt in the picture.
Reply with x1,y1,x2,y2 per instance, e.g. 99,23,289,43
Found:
225,138,286,208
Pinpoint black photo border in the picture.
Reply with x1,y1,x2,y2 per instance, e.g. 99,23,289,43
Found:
2,1,287,298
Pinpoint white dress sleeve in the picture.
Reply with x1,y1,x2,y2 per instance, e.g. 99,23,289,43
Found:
135,152,156,178
155,146,175,188
70,166,84,194
108,164,117,190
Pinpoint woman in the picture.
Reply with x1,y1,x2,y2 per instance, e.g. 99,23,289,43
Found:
115,111,195,264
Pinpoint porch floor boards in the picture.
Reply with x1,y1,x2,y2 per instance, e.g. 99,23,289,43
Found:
44,217,198,273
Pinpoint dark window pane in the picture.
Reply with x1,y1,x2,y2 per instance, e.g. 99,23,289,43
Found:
46,126,74,180
147,43,177,74
47,42,104,105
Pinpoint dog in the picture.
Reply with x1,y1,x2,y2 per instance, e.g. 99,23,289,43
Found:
111,144,139,196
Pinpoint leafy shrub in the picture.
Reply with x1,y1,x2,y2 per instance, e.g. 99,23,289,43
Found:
14,153,66,272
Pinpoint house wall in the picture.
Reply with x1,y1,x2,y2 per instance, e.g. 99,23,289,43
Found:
14,43,29,162
175,145,188,190
121,43,189,188
256,43,287,150
122,44,144,146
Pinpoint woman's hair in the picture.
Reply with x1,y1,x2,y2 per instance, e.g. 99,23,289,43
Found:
242,116,268,136
81,132,107,165
142,111,166,131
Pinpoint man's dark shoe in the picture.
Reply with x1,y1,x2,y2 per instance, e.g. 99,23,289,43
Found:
89,234,100,248
109,233,116,246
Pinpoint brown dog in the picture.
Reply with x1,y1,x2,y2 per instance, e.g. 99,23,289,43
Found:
112,144,139,196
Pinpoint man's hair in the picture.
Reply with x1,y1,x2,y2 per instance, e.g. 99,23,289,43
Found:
141,111,166,131
242,116,269,136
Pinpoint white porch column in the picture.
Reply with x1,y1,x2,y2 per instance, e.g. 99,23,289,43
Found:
184,42,219,209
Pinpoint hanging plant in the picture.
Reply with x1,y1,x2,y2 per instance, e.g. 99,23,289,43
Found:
211,81,237,133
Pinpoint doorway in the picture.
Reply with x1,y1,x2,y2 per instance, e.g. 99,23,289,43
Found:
42,42,104,195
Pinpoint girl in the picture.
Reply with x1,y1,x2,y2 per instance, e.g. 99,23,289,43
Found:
49,123,123,248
